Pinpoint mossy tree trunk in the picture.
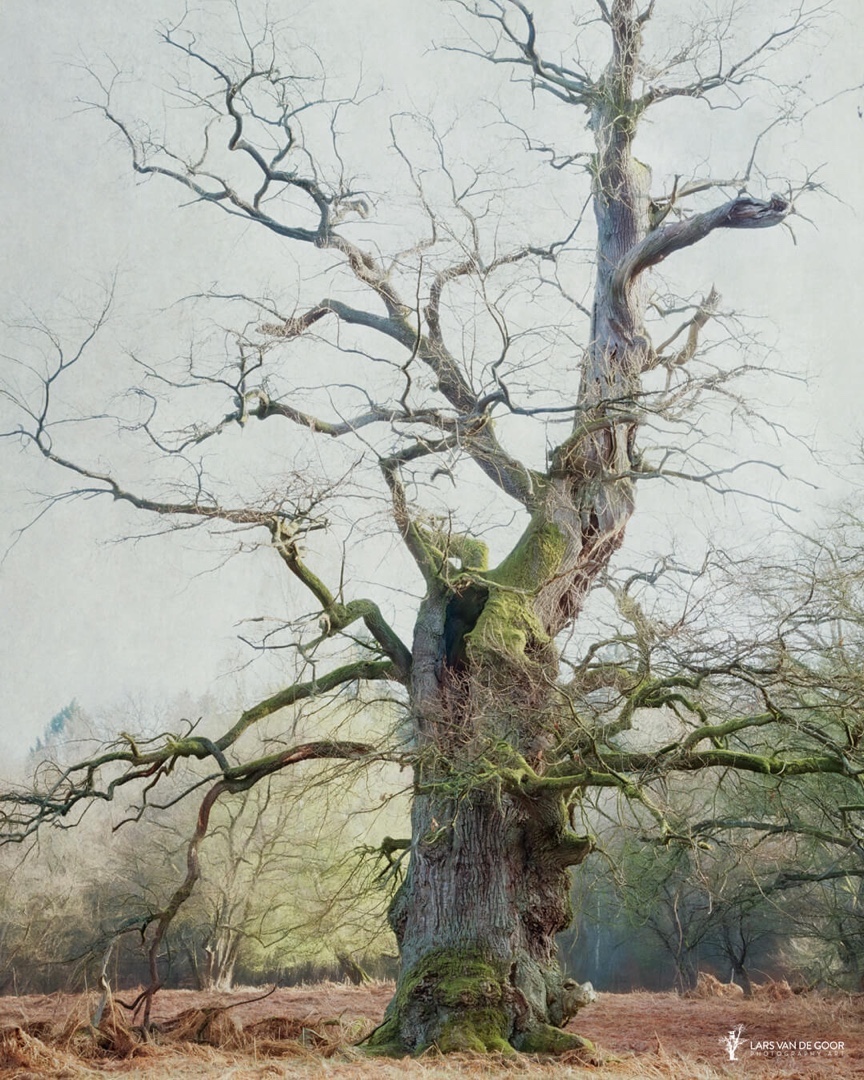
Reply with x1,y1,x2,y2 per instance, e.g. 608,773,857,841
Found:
372,777,594,1053
370,3,653,1056
369,2,787,1048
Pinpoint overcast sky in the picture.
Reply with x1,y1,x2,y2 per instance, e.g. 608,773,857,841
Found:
1,0,863,765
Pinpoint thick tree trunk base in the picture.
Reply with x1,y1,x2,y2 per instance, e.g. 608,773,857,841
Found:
364,948,596,1057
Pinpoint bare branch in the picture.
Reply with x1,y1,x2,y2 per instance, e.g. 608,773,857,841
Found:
613,194,791,324
0,675,401,847
443,0,595,106
639,3,832,109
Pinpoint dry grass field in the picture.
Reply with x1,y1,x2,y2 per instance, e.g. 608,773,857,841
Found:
1,981,862,1079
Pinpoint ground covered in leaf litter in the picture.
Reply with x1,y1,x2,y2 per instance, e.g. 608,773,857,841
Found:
1,980,862,1079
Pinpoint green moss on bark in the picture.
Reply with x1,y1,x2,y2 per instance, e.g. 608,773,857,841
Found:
489,517,569,591
365,946,600,1057
436,1008,513,1054
466,516,568,666
467,588,548,664
362,1017,407,1057
364,948,513,1055
513,1025,595,1055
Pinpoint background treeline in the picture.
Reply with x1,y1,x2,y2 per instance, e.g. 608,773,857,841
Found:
4,702,863,996
561,773,864,994
1,699,406,994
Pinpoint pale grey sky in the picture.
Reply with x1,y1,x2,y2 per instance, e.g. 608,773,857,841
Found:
1,0,863,763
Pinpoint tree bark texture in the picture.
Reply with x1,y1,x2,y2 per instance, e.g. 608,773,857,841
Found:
370,4,654,1054
369,782,593,1053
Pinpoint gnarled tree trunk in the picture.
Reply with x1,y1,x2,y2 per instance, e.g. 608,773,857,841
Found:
369,558,601,1053
372,788,593,1053
369,5,654,1055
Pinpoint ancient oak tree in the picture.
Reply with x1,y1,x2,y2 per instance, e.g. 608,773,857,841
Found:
2,0,858,1056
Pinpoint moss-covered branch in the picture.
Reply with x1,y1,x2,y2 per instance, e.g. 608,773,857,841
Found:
423,524,490,573
217,659,400,749
271,522,412,676
680,711,776,751
689,817,864,853
380,447,457,585
464,515,569,666
560,748,851,782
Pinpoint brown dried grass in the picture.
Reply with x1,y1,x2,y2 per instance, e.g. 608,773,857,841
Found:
1,984,862,1079
686,971,745,998
684,973,800,1002
158,1006,244,1048
751,977,795,1001
0,1024,75,1075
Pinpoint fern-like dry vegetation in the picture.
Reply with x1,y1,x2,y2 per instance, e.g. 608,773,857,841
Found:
1,982,862,1079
